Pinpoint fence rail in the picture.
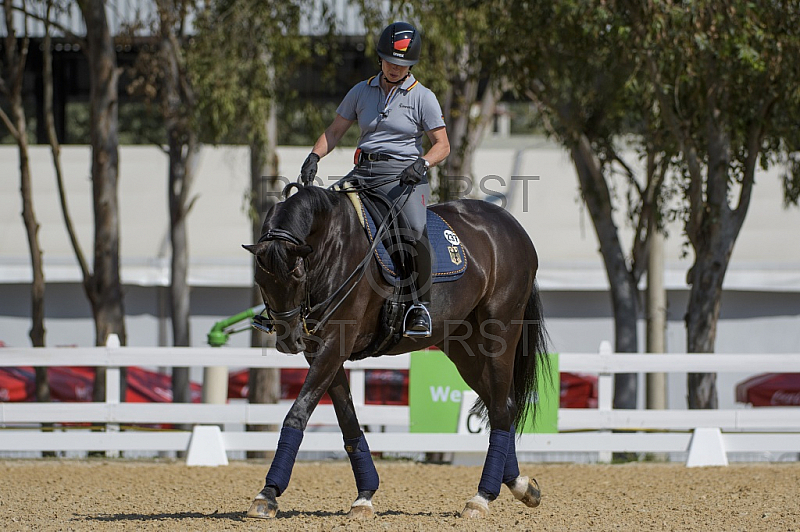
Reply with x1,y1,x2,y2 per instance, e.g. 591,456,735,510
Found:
2,339,799,466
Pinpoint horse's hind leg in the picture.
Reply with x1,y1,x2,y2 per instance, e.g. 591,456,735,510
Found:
443,316,518,518
502,425,542,507
327,367,379,518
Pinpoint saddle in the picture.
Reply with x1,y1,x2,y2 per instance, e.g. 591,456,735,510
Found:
339,185,468,359
360,200,468,286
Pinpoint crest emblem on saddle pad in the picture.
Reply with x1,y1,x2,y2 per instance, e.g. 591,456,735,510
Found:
443,230,460,246
448,246,462,265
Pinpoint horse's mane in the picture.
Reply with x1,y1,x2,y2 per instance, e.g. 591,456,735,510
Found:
261,186,341,277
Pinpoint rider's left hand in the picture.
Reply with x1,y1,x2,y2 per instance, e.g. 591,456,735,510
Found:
399,157,428,186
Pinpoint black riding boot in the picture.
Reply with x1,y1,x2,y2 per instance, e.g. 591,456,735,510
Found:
404,231,432,337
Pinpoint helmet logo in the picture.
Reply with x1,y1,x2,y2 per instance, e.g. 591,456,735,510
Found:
394,37,411,52
393,30,414,53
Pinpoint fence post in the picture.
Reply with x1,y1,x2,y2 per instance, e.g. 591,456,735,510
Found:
105,334,121,458
350,368,365,408
597,341,614,463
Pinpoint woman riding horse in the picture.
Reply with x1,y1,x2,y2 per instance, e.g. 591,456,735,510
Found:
299,21,450,337
243,22,550,521
244,182,549,518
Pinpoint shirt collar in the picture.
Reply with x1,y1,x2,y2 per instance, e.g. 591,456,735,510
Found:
370,72,417,90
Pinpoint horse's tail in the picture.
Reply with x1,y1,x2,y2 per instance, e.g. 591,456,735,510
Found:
512,280,552,433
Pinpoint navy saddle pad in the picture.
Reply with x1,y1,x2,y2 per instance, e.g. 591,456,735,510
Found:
361,203,468,285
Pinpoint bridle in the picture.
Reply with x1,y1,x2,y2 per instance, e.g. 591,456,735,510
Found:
253,180,412,338
253,229,315,335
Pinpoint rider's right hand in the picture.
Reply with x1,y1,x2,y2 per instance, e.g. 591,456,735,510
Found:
300,153,320,187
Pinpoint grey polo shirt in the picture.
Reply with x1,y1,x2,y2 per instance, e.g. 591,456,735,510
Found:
336,73,446,162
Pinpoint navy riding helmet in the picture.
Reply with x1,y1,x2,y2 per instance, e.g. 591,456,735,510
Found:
376,22,421,66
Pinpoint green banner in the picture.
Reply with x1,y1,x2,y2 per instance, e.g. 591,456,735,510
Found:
409,350,558,433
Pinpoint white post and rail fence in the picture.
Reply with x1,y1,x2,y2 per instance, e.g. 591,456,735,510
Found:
2,338,800,467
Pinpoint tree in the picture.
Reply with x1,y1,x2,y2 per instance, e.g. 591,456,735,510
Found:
76,0,127,357
624,0,800,408
127,0,200,403
503,2,675,409
410,1,503,201
31,0,128,399
1,0,50,403
189,0,308,453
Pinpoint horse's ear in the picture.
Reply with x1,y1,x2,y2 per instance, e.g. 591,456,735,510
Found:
288,243,313,258
242,242,270,256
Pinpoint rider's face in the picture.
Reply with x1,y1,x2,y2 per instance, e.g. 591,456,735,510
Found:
381,61,411,83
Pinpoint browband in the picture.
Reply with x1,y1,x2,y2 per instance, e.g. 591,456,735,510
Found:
257,229,306,246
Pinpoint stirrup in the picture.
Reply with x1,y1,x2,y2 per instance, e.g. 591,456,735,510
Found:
403,303,432,338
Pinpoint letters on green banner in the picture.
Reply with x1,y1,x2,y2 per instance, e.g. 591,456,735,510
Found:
408,350,558,434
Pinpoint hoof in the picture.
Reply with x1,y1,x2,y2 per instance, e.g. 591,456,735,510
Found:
460,495,490,518
347,500,375,519
246,494,278,519
509,476,541,508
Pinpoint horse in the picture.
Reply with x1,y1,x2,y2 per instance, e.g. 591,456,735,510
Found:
242,183,551,519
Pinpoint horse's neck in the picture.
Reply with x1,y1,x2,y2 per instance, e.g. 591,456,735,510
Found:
308,195,364,279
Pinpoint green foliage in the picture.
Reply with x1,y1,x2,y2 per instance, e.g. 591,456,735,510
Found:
188,0,310,145
68,100,165,146
279,100,359,146
631,0,800,187
504,1,645,146
501,0,677,234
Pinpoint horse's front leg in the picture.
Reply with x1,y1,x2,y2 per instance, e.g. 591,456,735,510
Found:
327,367,379,518
246,346,348,519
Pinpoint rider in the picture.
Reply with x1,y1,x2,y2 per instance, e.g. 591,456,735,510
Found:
299,21,450,337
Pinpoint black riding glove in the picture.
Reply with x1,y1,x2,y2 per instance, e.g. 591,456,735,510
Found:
399,157,428,186
300,153,320,187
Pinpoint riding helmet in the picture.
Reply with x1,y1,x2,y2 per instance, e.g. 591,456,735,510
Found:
376,22,421,66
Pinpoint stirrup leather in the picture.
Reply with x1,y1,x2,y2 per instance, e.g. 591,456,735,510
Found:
403,303,432,338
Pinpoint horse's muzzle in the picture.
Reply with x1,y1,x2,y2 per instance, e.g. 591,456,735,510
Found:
276,339,304,354
275,326,306,354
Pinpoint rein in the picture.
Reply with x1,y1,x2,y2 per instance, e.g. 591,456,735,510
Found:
255,181,411,337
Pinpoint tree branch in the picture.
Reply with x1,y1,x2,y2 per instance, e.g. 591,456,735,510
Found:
43,0,91,281
9,3,88,48
631,155,667,282
0,107,20,140
734,95,778,229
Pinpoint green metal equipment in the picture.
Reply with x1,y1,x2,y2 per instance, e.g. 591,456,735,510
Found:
206,306,265,347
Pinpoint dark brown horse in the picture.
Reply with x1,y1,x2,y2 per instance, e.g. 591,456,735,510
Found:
243,185,550,519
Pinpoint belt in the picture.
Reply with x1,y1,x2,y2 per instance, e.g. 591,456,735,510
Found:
355,148,394,165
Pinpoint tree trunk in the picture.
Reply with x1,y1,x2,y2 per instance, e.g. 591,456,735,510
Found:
682,112,756,409
158,9,197,407
2,1,49,397
247,109,282,459
11,73,46,352
79,0,127,402
439,45,498,201
684,208,736,409
440,72,478,199
570,135,640,409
